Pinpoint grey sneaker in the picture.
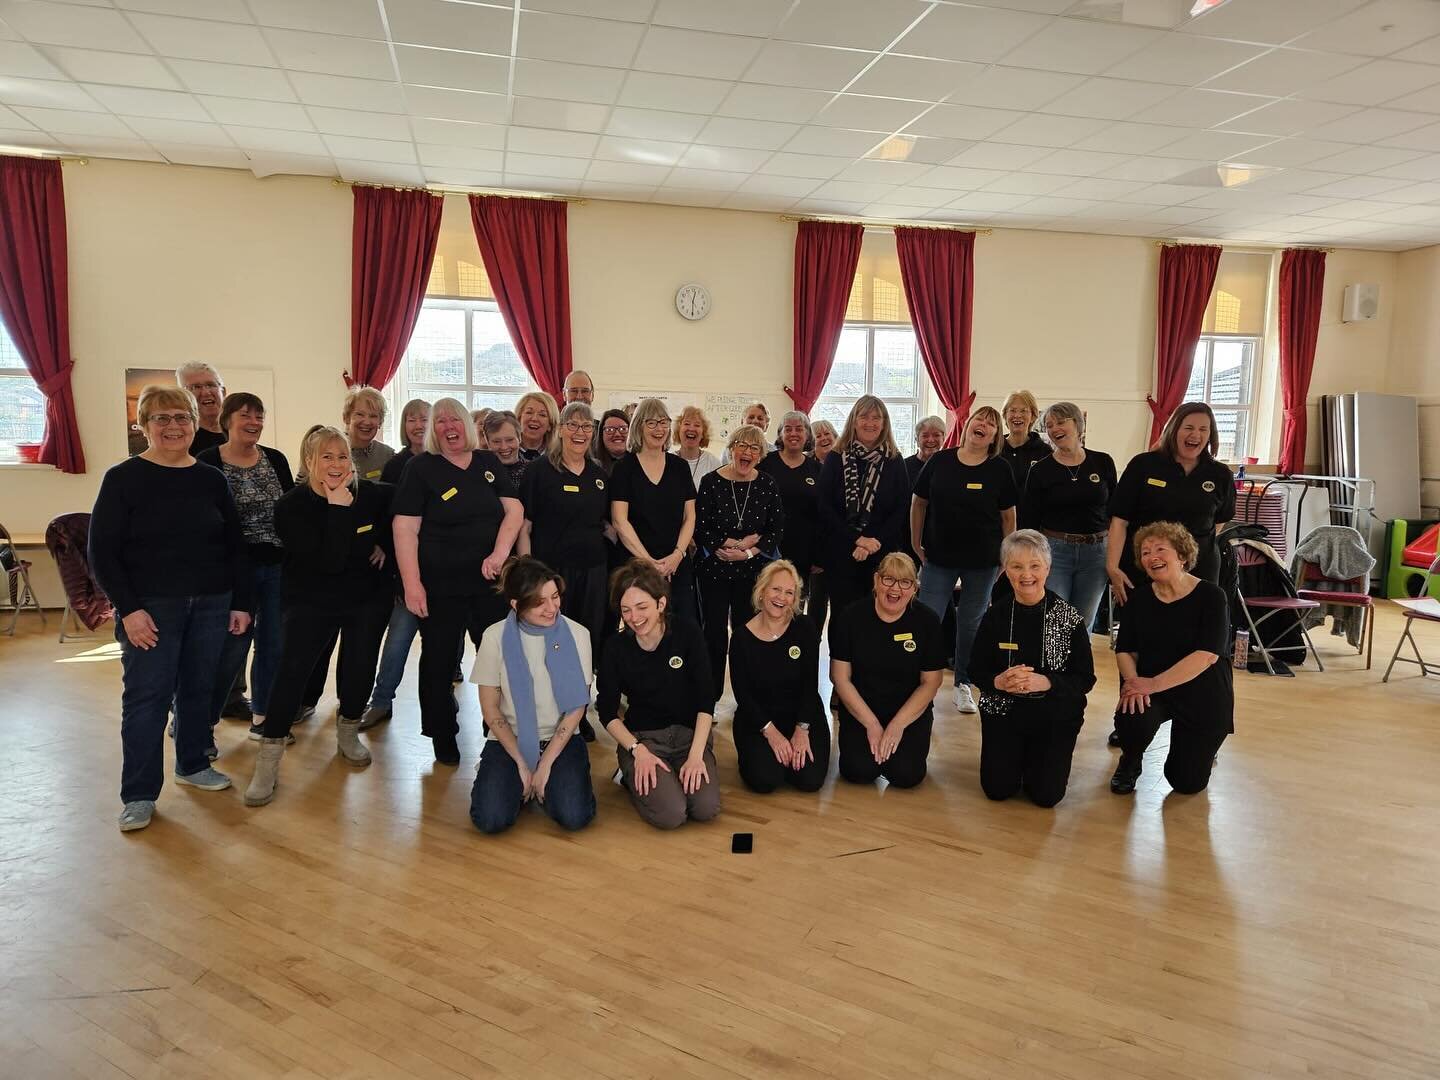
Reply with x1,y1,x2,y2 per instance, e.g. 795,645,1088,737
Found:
358,704,391,731
118,800,155,831
248,722,294,744
175,766,232,791
295,705,317,724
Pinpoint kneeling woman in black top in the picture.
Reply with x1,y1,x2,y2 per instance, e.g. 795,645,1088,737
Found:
244,427,393,806
729,559,831,793
970,530,1095,808
1110,521,1233,796
829,552,945,789
597,560,719,829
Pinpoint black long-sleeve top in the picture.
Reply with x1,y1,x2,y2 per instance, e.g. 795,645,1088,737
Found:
195,445,295,566
729,615,826,738
758,453,821,572
694,469,784,583
89,456,249,618
970,590,1095,720
380,446,417,485
596,616,715,733
272,480,393,613
1115,580,1234,730
816,450,909,575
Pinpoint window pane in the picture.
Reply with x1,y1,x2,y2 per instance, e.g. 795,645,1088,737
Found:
1185,341,1207,401
812,400,853,434
873,329,917,397
1209,340,1252,406
406,308,466,385
889,403,916,456
471,390,524,413
823,328,867,398
1213,408,1247,461
472,310,529,389
0,373,46,447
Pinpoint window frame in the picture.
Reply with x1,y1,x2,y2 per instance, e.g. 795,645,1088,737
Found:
0,316,45,461
814,321,931,457
1190,332,1259,462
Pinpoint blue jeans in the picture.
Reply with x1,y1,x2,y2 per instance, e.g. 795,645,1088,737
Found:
469,736,596,834
117,592,232,803
1047,537,1108,630
918,563,999,685
212,562,282,721
368,601,419,711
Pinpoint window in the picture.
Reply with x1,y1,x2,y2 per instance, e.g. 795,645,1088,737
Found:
387,299,536,438
814,326,926,457
0,319,44,462
1188,335,1257,462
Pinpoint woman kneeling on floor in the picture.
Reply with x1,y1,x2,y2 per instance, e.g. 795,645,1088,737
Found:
597,560,719,829
1110,521,1233,796
468,557,596,834
970,529,1095,808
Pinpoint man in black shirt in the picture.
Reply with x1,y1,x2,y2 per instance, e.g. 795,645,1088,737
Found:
177,361,227,456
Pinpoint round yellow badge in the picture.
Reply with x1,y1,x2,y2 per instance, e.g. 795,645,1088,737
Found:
787,645,801,660
596,478,605,490
1089,473,1100,483
1202,480,1216,492
903,639,917,652
484,471,495,483
804,477,816,486
668,656,683,669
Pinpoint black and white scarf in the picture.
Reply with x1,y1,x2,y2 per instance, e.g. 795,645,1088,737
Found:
843,443,886,532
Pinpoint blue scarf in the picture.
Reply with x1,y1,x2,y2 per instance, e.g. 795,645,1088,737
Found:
501,610,590,769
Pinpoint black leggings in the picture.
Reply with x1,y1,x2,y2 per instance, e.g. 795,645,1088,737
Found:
733,718,831,794
558,560,608,669
1114,695,1229,794
806,570,830,635
699,570,759,700
417,590,507,739
837,711,932,788
263,595,390,739
980,705,1083,808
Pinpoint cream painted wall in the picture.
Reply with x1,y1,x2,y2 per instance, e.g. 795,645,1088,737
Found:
1386,244,1440,513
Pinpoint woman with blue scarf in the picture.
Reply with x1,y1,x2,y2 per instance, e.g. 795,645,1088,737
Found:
468,557,596,834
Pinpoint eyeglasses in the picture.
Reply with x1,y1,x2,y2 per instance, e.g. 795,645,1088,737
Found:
878,576,916,591
185,381,221,392
732,442,762,454
563,421,595,434
643,418,671,429
147,414,195,427
603,424,629,436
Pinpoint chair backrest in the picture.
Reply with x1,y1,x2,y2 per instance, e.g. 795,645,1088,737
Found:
1297,560,1366,592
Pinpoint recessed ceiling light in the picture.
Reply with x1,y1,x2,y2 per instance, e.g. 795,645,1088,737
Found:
1165,161,1282,188
866,136,915,162
1066,0,1194,29
1189,0,1233,17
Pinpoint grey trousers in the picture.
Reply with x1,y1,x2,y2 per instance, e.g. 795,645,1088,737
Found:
617,723,720,830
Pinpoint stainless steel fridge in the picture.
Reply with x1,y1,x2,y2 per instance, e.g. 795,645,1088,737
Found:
1321,392,1421,583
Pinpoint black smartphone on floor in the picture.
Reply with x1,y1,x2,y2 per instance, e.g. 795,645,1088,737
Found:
731,832,753,854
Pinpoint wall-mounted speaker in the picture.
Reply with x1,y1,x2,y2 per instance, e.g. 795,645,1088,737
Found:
1342,283,1380,323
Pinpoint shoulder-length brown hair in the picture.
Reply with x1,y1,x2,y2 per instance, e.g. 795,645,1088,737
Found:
835,394,900,458
1157,401,1220,459
963,405,1005,458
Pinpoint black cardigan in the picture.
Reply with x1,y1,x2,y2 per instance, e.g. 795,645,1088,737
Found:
272,480,393,612
970,589,1095,721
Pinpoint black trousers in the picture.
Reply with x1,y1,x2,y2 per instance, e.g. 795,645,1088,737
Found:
303,629,337,708
417,590,507,739
980,704,1083,808
837,711,932,789
699,569,759,700
1114,695,1229,794
558,560,608,668
826,560,874,618
262,594,390,740
806,570,830,634
734,718,831,794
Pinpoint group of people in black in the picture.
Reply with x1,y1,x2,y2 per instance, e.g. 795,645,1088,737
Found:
93,362,1237,834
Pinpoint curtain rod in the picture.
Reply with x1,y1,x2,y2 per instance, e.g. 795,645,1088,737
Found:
331,177,583,203
780,213,991,235
1155,238,1334,252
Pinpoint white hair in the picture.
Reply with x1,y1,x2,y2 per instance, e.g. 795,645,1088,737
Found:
175,361,221,385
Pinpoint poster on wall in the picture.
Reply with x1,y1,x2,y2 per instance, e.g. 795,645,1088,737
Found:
125,367,276,456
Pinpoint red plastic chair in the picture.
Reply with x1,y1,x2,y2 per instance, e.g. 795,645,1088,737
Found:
1383,554,1440,683
1295,560,1375,669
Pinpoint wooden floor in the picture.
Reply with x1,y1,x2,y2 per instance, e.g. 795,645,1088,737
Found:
2,603,1439,1080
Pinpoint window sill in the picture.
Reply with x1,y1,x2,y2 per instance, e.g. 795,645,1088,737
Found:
0,461,56,470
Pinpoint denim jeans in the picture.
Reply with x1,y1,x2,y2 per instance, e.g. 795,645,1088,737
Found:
368,600,419,712
116,592,232,804
1047,537,1109,631
917,563,999,685
212,562,282,721
469,736,596,833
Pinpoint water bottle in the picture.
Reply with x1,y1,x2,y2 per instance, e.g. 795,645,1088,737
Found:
1109,622,1120,651
1232,629,1250,670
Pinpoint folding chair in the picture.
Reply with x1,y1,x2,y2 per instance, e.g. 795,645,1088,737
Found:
1235,545,1323,674
1295,560,1375,669
0,523,44,635
1382,554,1440,683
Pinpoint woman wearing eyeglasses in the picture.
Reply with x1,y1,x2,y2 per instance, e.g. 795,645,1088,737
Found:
91,385,251,831
592,409,630,477
610,398,698,624
828,552,944,789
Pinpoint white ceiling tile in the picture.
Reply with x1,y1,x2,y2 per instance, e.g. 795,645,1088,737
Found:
1048,176,1147,200
11,106,131,135
512,58,626,103
118,115,235,145
503,152,590,178
724,190,796,209
677,144,773,170
196,96,312,130
246,0,385,37
1131,88,1272,128
116,0,252,19
289,71,406,112
505,126,599,157
895,5,1051,64
1151,129,1272,160
1392,35,1440,65
226,125,330,154
526,0,653,20
1294,0,1440,57
1222,98,1360,137
652,0,789,36
494,171,578,192
587,159,673,184
737,173,824,197
416,144,503,170
245,151,336,178
385,0,511,51
662,168,748,191
989,112,1111,147
758,151,851,178
306,106,411,140
743,42,875,90
1180,0,1368,48
1386,81,1440,114
998,18,1163,76
1376,179,1440,201
716,83,830,123
41,46,176,87
0,126,57,149
848,55,982,101
581,180,658,199
607,107,709,142
944,65,1086,109
1022,147,1129,177
656,188,738,207
167,60,297,102
1,42,63,83
836,158,932,183
1298,58,1440,106
860,200,948,218
946,142,1052,169
1373,151,1440,178
792,197,870,214
129,14,275,64
1376,118,1440,151
397,46,509,94
1308,144,1427,172
595,135,688,166
1306,106,1433,143
409,86,510,124
1014,195,1103,216
1036,77,1181,120
518,11,646,67
0,2,150,51
1100,156,1210,181
82,85,208,121
1234,137,1356,166
903,104,1026,140
813,94,930,131
898,135,973,163
1204,49,1367,97
263,29,395,79
52,134,164,161
633,27,763,80
809,179,901,203
943,190,1036,212
618,72,734,112
1103,32,1264,86
322,134,416,164
0,76,99,110
777,0,928,50
335,159,426,185
424,166,505,186
508,98,606,133
1363,202,1440,224
1070,121,1189,154
152,143,250,168
882,185,961,207
783,126,889,155
698,116,801,150
914,165,1009,189
409,117,504,148
1303,174,1417,197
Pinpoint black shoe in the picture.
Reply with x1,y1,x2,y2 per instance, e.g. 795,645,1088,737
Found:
1107,728,1121,747
433,733,460,766
221,695,253,722
579,717,596,743
295,705,317,724
1110,753,1142,795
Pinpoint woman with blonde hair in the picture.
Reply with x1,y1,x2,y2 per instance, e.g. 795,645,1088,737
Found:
911,405,1018,714
342,384,394,480
1000,389,1047,484
811,419,837,464
673,404,721,491
515,390,559,460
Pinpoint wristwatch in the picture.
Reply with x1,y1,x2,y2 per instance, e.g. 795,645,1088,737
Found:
629,740,642,754
797,722,811,732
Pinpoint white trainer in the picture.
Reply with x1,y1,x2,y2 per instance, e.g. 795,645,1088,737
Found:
953,683,977,714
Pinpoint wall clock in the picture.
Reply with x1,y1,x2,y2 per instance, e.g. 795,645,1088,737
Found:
675,282,711,321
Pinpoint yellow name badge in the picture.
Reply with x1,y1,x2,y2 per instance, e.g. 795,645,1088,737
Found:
999,642,1018,651
966,482,983,490
441,487,458,501
1147,477,1167,488
356,524,373,534
563,484,581,492
365,469,381,479
893,632,913,642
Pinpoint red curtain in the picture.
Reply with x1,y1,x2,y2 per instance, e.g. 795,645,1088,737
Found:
469,195,572,400
0,155,84,472
787,220,863,415
1277,248,1326,474
349,185,443,390
895,226,976,445
1149,242,1221,446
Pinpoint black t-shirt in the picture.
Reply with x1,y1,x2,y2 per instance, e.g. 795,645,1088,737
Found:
273,481,393,611
1109,451,1236,573
757,453,821,571
596,617,715,732
1000,432,1049,484
1115,579,1234,728
609,452,695,561
380,446,416,486
1020,450,1118,535
190,427,226,455
391,450,516,595
729,615,826,737
828,598,945,724
520,456,610,568
913,452,1018,568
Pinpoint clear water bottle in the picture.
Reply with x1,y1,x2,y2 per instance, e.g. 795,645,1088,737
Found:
1232,629,1250,670
1109,622,1120,651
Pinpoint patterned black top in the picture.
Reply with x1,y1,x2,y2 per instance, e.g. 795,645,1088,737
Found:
694,469,785,583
